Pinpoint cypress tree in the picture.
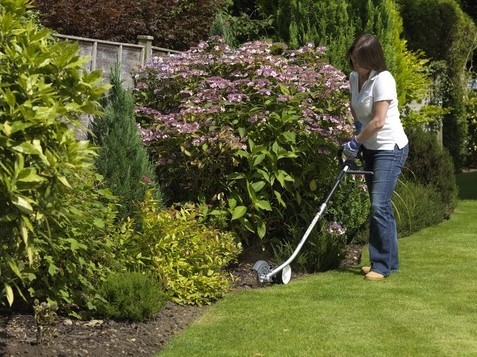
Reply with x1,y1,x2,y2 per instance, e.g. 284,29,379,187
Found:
90,65,162,220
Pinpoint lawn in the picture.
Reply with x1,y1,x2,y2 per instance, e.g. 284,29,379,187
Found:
158,172,477,356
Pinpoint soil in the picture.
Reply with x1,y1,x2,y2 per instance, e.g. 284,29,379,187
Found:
0,244,362,357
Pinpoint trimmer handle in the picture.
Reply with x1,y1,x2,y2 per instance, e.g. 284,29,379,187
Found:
337,147,373,175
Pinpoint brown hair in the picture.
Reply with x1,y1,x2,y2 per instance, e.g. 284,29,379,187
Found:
347,34,387,72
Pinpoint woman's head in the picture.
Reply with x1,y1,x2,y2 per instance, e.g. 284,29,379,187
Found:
347,34,387,73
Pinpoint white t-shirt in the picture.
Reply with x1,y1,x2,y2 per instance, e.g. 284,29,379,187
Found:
350,70,408,150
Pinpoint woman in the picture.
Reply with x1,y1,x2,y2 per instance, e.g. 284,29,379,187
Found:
343,34,409,281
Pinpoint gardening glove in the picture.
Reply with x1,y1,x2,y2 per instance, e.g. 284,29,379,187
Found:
343,137,361,159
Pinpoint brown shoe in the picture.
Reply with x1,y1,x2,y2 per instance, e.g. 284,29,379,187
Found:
361,266,371,275
365,271,385,281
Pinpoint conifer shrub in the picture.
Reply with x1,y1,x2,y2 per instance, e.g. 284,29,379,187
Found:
97,271,167,321
90,66,162,220
133,37,369,271
403,126,458,218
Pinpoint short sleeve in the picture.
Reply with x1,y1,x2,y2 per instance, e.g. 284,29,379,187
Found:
373,71,397,102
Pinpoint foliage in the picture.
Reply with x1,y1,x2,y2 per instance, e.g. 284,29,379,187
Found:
25,171,126,316
96,271,167,321
403,127,458,218
210,0,273,47
393,179,445,238
33,299,58,344
135,192,242,305
89,65,162,220
257,0,431,110
464,90,477,168
34,0,228,51
397,0,477,171
257,0,354,71
0,0,111,311
132,38,370,271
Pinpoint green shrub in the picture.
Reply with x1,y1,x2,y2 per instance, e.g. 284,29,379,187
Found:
393,179,445,237
403,126,458,218
137,192,242,305
97,271,167,321
0,0,109,311
90,65,163,220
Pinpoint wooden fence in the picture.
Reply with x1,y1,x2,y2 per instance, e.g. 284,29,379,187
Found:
55,34,180,138
56,34,180,89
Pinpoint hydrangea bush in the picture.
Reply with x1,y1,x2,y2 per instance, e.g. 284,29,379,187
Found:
133,37,368,269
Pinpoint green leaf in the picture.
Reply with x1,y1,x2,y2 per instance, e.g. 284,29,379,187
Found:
12,140,43,155
251,181,266,192
252,154,266,167
278,83,290,96
228,198,237,210
17,168,45,183
228,172,245,180
273,190,287,207
57,176,72,188
231,206,247,220
7,260,23,279
5,284,14,307
48,263,59,276
1,121,12,136
255,200,272,211
309,180,317,191
257,220,267,239
281,131,296,143
11,194,34,214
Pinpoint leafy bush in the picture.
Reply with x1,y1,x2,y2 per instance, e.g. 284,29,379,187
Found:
0,0,111,311
97,271,167,321
34,0,227,50
136,192,242,305
133,38,366,262
90,65,162,220
403,126,458,218
393,179,445,237
13,170,128,316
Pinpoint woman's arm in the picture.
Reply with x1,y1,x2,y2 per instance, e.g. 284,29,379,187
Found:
356,100,390,143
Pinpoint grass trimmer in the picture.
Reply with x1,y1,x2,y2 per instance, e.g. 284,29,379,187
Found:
252,148,373,285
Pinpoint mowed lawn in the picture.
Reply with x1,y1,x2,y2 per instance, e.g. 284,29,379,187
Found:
158,172,477,357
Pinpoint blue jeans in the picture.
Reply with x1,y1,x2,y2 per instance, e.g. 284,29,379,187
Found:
362,144,409,276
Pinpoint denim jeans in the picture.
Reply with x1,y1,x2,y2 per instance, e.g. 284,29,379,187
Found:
362,144,409,276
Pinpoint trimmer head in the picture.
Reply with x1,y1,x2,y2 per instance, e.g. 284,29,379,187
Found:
252,260,292,285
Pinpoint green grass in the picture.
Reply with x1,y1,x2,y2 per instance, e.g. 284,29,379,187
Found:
158,173,477,357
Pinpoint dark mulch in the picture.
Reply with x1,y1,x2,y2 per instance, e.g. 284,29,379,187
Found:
0,244,362,357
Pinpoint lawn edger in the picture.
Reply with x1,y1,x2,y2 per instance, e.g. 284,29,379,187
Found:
252,148,373,285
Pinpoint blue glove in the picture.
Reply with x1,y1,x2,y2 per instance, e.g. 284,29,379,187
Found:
343,137,361,158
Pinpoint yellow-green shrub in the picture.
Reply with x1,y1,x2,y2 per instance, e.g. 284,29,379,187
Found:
138,193,242,305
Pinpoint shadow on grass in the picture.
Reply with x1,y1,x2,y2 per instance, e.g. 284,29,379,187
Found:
456,171,477,200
